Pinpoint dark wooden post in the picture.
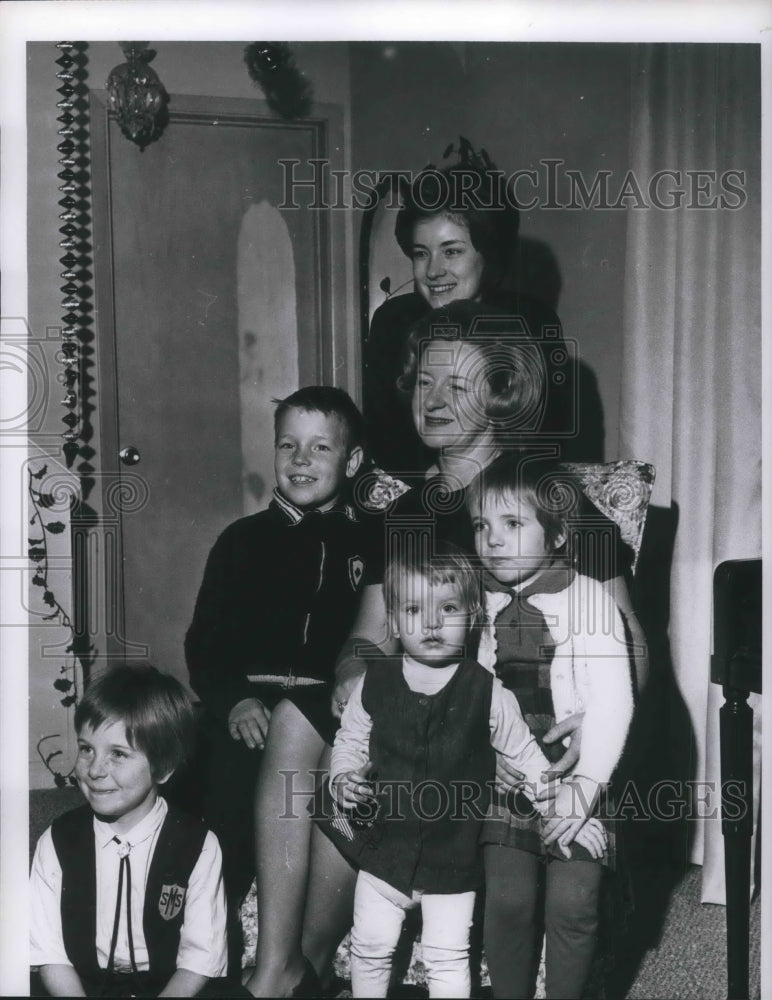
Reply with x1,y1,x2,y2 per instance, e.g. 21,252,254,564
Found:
711,559,761,1000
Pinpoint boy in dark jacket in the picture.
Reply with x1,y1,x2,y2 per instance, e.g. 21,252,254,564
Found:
185,387,378,978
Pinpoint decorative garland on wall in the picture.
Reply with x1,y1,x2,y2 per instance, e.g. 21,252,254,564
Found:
54,41,92,476
29,464,79,786
30,42,97,785
55,42,83,464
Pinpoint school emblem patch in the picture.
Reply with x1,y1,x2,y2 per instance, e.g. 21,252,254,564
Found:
158,883,186,921
348,556,364,590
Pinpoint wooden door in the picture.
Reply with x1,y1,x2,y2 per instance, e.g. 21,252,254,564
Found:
90,93,344,687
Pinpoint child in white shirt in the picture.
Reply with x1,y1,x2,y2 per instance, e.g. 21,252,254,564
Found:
30,664,228,998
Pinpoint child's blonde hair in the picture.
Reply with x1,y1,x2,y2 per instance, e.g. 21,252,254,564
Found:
383,537,484,630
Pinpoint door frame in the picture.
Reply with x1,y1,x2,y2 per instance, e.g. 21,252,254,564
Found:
87,90,347,665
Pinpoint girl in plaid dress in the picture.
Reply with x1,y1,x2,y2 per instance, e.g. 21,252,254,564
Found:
468,455,635,999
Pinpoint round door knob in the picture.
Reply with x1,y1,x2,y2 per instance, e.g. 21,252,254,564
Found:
119,445,141,466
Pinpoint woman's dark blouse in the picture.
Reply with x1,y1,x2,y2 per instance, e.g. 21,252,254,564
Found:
363,290,605,477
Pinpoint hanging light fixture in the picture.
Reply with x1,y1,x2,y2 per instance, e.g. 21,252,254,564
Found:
106,42,169,150
244,43,312,120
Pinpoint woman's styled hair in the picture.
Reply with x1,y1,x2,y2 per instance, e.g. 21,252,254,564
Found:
397,300,546,439
383,538,484,631
273,386,365,454
466,454,581,554
75,663,196,781
394,157,520,294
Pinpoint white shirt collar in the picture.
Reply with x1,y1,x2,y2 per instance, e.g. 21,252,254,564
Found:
272,487,357,524
93,794,167,850
402,653,460,684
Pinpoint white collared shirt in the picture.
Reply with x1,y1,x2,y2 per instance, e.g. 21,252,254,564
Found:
30,796,227,979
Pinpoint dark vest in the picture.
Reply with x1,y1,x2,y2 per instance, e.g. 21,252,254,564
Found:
51,803,208,996
487,564,573,765
357,658,495,896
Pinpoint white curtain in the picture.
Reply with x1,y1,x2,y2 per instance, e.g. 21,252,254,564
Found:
619,44,761,903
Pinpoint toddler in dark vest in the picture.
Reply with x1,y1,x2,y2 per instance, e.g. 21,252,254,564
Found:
327,541,607,998
30,664,228,997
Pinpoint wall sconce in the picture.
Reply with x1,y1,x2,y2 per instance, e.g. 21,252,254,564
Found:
106,42,169,150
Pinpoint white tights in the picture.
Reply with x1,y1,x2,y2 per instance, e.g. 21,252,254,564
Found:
350,870,476,998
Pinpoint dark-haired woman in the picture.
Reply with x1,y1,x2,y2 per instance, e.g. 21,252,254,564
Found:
363,155,604,476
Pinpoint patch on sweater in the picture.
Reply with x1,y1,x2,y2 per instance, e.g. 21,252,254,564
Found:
348,555,364,590
158,883,186,921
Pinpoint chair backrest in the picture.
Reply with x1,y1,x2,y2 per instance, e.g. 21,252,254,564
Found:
562,460,655,575
361,459,655,576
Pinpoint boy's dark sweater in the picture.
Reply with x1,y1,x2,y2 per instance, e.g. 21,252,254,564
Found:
185,493,380,724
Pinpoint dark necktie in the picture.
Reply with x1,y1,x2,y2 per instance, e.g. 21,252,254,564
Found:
105,837,138,977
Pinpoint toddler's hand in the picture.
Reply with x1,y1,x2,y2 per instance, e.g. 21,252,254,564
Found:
227,697,271,750
332,761,375,811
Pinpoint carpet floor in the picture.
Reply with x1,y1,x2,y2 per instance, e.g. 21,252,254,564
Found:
620,863,761,1000
322,862,761,999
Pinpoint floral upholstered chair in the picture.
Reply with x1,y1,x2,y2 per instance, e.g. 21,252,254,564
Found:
562,460,655,574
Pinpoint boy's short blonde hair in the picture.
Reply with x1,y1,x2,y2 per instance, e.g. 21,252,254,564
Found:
273,386,364,454
75,663,195,781
383,537,483,630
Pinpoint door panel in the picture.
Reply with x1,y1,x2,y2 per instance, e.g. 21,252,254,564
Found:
90,93,343,687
